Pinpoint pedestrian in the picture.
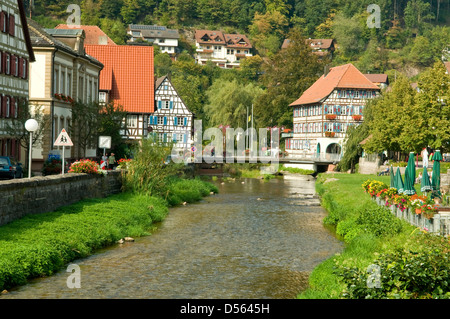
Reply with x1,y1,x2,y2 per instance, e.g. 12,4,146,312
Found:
108,153,116,170
101,153,108,170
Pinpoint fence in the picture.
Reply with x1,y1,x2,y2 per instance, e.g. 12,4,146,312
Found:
374,197,450,236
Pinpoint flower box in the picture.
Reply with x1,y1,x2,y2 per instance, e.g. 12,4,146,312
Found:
352,115,362,121
325,131,336,137
325,114,337,120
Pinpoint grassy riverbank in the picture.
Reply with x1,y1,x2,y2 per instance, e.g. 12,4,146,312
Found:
0,177,217,292
299,173,450,299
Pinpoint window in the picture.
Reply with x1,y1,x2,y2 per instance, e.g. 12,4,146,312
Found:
5,96,10,118
178,117,183,126
157,116,164,125
127,115,138,128
0,11,7,33
13,56,18,76
13,98,18,118
5,54,10,75
158,133,164,142
163,100,170,109
99,92,107,104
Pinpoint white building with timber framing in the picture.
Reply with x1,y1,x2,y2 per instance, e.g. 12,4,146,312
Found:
149,75,193,152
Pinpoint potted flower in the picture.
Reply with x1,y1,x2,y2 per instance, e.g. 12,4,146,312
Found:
352,115,362,121
326,114,337,120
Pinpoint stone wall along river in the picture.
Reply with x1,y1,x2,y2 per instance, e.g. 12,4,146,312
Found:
1,175,343,299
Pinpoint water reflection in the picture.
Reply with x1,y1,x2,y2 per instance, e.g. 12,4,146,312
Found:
2,175,343,299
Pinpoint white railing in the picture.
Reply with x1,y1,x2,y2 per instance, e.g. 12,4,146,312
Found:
374,197,450,236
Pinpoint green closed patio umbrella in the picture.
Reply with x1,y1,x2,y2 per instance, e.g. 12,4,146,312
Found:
431,150,443,200
390,165,395,188
403,152,416,195
395,167,404,194
420,167,432,193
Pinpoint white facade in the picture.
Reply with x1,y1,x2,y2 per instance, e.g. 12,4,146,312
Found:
150,75,193,152
127,25,179,55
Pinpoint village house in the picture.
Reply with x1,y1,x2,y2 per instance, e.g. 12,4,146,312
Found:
0,0,34,162
194,30,252,68
282,38,336,57
84,44,154,143
27,19,103,170
150,74,194,153
55,24,117,46
127,24,179,57
287,63,381,159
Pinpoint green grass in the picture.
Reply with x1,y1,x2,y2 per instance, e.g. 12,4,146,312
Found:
0,177,217,291
298,173,416,299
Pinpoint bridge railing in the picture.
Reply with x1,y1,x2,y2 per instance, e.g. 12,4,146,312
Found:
285,153,342,162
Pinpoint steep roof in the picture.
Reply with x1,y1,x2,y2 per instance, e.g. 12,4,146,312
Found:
224,33,252,49
445,61,450,74
17,0,35,61
28,19,102,67
290,63,380,106
364,74,389,84
195,30,226,44
282,38,334,50
55,24,117,45
129,24,180,39
84,45,154,113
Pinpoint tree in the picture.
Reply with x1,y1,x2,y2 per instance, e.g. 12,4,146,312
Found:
414,61,450,151
204,78,264,129
338,124,370,172
404,0,435,33
254,28,326,128
5,101,50,172
364,75,417,153
97,102,127,158
249,10,289,56
70,101,101,158
332,12,368,60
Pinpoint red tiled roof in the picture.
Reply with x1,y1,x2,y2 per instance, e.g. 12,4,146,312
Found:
290,63,380,106
195,30,225,44
445,61,450,74
84,45,154,113
224,33,252,49
282,38,334,50
364,74,388,83
55,24,117,45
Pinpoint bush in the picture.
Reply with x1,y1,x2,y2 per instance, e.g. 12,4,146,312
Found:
166,177,218,206
337,244,450,299
69,159,102,175
42,159,62,175
356,206,403,237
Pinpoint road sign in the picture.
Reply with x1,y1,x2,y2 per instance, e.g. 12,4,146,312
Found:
54,128,73,147
99,136,112,149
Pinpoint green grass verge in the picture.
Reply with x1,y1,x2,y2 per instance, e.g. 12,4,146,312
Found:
298,173,416,299
0,177,217,291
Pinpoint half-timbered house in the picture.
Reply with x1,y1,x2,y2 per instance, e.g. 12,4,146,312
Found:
84,44,154,142
288,63,381,158
150,75,193,152
0,0,34,162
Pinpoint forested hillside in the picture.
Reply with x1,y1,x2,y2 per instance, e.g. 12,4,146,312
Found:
25,0,450,128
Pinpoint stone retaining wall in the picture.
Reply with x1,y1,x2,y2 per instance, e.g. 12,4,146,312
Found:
0,171,123,226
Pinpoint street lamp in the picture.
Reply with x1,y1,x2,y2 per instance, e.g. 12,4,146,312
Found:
25,119,39,179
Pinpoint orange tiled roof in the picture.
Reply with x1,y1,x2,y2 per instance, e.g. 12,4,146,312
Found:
445,61,450,74
85,45,154,113
55,24,117,45
290,63,380,106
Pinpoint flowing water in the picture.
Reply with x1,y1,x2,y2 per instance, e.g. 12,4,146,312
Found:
2,175,343,299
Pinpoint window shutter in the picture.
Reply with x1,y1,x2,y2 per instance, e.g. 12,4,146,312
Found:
18,57,23,78
174,117,178,126
24,59,28,79
163,116,167,125
0,95,3,117
158,100,162,109
183,134,187,144
10,96,15,117
173,133,177,142
0,51,2,74
163,133,167,142
184,117,187,126
0,12,4,33
9,13,14,36
169,101,173,110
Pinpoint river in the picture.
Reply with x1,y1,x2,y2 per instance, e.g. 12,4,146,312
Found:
2,174,343,299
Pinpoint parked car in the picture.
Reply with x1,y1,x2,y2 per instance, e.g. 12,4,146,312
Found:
0,156,23,179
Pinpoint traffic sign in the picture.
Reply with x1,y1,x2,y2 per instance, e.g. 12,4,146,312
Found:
99,136,112,149
54,128,73,147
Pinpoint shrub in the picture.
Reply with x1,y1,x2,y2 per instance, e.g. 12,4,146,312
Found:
337,244,450,299
69,159,102,175
356,206,403,237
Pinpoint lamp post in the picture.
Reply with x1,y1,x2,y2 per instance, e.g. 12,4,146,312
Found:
25,119,38,179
